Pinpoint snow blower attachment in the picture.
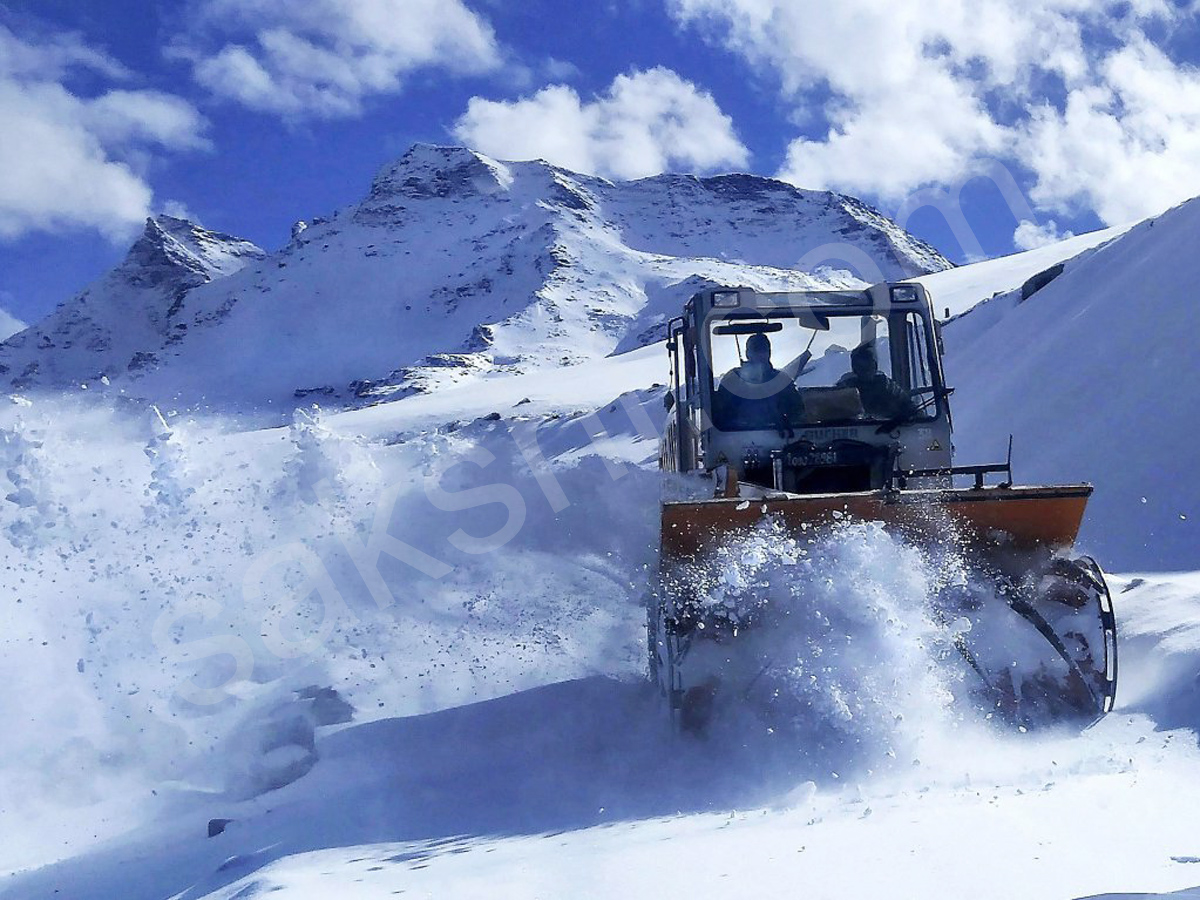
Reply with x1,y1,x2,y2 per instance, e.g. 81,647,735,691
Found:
649,284,1117,733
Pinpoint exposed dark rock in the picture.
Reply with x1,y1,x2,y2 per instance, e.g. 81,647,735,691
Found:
208,818,233,838
294,386,337,399
296,685,355,726
1021,262,1066,301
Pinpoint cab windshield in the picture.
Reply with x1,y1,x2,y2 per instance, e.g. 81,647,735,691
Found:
707,310,938,432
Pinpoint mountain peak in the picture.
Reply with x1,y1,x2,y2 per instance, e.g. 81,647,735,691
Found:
365,144,514,205
118,216,265,290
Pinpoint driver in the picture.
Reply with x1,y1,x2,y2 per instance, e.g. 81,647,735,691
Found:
714,333,805,430
837,342,917,421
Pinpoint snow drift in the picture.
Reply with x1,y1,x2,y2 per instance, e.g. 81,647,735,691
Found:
945,197,1200,570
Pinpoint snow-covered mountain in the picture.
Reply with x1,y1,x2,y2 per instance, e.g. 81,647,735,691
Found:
0,144,950,407
0,216,265,391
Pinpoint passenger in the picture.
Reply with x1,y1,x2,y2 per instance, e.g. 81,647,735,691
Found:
837,342,917,421
714,333,804,430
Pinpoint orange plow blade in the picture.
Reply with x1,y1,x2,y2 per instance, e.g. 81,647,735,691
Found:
661,484,1092,559
653,482,1116,730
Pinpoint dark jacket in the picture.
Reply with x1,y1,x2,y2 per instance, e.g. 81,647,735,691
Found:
836,371,916,420
714,366,805,431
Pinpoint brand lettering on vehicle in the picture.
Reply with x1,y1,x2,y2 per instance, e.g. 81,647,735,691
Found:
804,427,858,441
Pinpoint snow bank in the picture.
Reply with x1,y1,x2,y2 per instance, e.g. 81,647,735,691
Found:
4,364,1200,898
912,222,1129,319
946,198,1200,570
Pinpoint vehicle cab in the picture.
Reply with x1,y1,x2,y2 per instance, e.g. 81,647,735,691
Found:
662,283,954,494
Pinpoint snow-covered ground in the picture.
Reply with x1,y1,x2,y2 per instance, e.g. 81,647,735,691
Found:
3,198,1200,899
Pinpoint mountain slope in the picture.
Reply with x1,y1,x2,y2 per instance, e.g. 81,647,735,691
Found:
911,222,1131,319
945,197,1200,570
0,217,264,390
0,145,951,407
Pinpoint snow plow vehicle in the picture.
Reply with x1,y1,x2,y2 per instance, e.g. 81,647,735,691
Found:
649,283,1117,733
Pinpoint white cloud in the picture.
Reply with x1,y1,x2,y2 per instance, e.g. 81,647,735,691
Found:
779,67,1007,201
452,67,750,180
668,0,1199,224
160,200,200,224
1013,218,1074,250
1024,38,1200,223
180,0,502,118
0,25,208,241
541,58,581,82
0,291,26,341
0,24,129,81
83,90,211,151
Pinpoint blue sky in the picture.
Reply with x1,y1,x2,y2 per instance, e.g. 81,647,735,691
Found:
1,0,1198,325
